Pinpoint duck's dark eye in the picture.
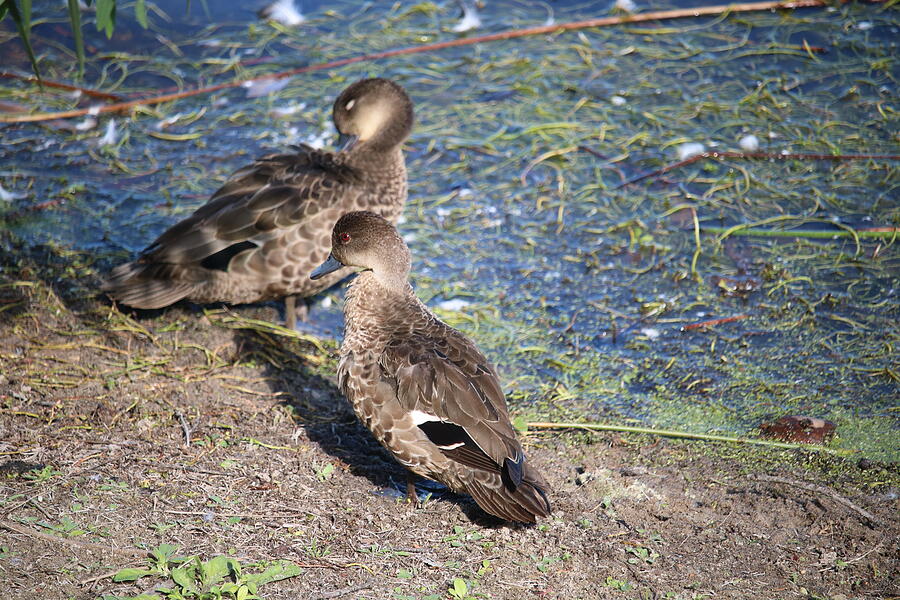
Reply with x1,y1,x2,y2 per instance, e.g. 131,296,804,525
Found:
339,232,351,244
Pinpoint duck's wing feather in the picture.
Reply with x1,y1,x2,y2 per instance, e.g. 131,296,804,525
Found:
380,329,527,487
140,147,360,266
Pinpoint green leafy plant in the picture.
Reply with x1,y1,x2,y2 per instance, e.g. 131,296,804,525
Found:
38,516,87,537
22,465,60,483
626,545,659,565
604,576,633,591
442,525,483,549
447,578,469,600
104,544,302,600
1,0,150,79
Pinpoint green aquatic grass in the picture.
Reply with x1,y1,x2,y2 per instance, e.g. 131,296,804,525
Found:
1,1,897,459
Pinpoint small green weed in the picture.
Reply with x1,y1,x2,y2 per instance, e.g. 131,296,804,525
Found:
22,465,60,483
531,552,572,573
103,543,301,600
39,516,87,537
442,525,483,548
626,546,659,565
303,539,331,559
448,578,470,600
605,576,633,591
315,462,335,481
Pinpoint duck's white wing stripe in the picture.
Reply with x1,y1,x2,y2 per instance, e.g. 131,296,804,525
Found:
409,409,440,425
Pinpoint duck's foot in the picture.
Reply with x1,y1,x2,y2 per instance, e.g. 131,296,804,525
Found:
283,296,309,330
406,472,420,508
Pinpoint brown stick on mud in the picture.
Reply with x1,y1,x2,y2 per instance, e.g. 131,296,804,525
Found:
0,0,881,124
747,474,883,528
617,151,900,188
0,519,146,557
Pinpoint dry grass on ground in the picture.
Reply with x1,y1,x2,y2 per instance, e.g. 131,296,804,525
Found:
0,255,897,600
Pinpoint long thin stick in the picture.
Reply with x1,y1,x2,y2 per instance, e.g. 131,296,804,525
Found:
681,314,749,331
0,0,873,124
526,421,853,454
0,71,122,101
0,519,146,557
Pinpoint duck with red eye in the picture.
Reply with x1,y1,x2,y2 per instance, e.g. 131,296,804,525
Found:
311,212,550,524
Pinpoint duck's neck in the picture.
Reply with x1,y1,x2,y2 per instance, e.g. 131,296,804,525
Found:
343,271,421,355
345,144,404,170
344,145,407,219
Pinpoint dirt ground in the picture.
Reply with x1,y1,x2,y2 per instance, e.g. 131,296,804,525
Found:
0,245,897,600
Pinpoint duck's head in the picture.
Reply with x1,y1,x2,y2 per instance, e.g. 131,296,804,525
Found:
332,78,414,152
310,211,411,288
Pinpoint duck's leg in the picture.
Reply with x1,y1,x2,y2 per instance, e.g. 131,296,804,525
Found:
284,295,309,330
406,472,419,506
284,296,297,330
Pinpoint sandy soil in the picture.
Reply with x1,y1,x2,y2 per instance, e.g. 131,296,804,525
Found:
0,247,897,600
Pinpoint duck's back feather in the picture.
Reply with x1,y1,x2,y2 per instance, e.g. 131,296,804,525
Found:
103,146,380,308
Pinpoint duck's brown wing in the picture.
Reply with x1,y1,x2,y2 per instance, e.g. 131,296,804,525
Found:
103,147,359,308
381,328,551,521
143,148,358,264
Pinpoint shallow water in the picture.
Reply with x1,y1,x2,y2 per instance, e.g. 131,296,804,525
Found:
1,0,898,459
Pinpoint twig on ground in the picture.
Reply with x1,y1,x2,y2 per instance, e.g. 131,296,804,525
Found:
747,474,882,528
309,581,374,600
161,509,307,518
176,411,192,447
0,519,146,557
0,0,880,124
81,569,126,585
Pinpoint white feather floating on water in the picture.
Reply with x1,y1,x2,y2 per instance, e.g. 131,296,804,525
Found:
452,1,481,33
156,113,183,130
99,119,118,146
438,299,471,311
270,103,307,118
0,184,27,203
614,0,638,12
259,0,305,26
75,117,97,131
640,327,661,340
242,77,290,98
739,134,759,152
103,119,119,140
676,142,705,161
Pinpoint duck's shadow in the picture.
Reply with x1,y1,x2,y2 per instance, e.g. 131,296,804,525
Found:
234,326,508,527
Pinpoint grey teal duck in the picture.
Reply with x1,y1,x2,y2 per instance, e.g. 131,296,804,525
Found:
103,78,414,328
311,211,551,523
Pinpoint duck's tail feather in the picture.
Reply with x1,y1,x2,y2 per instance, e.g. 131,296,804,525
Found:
102,262,196,309
464,466,551,524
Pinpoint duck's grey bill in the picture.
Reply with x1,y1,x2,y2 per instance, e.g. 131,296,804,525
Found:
337,133,359,151
310,254,343,280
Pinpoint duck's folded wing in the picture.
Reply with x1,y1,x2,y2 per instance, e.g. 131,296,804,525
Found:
381,334,526,488
141,148,358,265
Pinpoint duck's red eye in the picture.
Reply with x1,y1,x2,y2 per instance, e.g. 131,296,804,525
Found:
339,232,351,243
